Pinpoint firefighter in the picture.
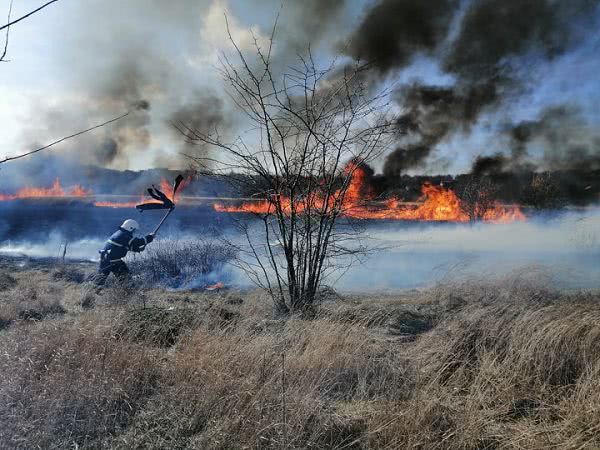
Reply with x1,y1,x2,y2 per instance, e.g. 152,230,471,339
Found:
96,219,154,285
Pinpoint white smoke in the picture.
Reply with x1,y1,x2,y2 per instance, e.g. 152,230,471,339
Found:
1,208,598,291
336,208,600,291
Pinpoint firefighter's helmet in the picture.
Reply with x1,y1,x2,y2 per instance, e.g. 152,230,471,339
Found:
121,219,139,232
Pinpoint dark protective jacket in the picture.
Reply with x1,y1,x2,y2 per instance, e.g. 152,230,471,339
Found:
100,227,152,262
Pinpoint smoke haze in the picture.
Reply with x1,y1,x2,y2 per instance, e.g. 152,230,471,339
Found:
1,210,598,291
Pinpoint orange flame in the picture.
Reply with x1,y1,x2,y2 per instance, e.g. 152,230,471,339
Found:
0,176,191,208
158,177,190,202
346,183,470,221
214,164,526,223
206,281,225,290
93,176,192,208
482,203,527,223
0,178,92,200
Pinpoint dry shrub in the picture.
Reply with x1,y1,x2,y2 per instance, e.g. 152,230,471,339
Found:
327,305,392,328
130,239,236,288
326,301,438,339
0,315,161,449
0,305,13,329
550,363,600,448
1,273,600,449
79,291,96,309
419,288,600,388
100,283,147,307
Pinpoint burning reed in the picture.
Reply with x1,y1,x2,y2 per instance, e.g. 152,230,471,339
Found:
214,163,526,223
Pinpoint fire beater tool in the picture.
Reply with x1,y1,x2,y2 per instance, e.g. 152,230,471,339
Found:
136,174,185,235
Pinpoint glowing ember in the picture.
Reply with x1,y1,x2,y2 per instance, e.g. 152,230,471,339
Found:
214,165,526,223
0,178,92,200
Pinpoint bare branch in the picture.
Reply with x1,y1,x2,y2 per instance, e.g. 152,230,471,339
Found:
0,0,59,33
0,0,13,62
0,111,129,164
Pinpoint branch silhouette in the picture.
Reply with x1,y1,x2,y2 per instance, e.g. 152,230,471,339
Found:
0,0,13,62
0,112,129,165
0,0,59,32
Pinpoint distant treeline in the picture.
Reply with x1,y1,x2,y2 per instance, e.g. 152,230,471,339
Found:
5,156,595,208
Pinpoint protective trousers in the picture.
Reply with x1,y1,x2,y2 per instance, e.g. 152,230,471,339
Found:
95,257,131,286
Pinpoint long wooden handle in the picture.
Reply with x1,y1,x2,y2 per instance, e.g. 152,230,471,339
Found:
152,208,174,235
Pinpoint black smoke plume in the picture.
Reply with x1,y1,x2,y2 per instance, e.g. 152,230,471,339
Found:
345,0,599,175
384,81,502,176
471,154,509,178
347,0,458,74
161,92,230,168
282,0,348,53
504,106,600,173
443,0,597,80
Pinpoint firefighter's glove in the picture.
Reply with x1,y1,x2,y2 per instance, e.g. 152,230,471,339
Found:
145,234,155,243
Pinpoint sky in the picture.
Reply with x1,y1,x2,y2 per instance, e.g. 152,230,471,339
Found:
1,0,600,174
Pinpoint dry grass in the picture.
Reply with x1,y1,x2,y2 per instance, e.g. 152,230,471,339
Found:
0,266,599,449
0,270,18,291
50,264,86,283
0,314,160,449
0,273,66,329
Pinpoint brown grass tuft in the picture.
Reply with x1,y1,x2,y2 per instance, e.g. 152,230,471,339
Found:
0,278,66,329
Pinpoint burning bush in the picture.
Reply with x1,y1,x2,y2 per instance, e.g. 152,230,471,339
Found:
130,239,236,289
458,176,498,221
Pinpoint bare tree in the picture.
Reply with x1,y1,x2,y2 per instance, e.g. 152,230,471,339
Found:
459,176,498,221
177,21,394,313
522,172,563,210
